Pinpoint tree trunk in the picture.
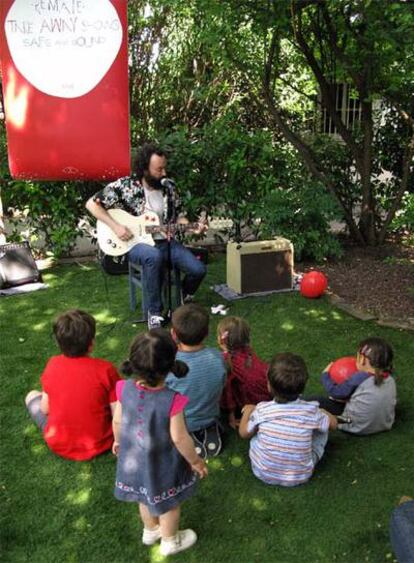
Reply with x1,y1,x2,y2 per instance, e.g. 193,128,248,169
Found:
357,97,376,245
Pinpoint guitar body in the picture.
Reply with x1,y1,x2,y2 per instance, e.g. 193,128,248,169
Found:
96,209,158,256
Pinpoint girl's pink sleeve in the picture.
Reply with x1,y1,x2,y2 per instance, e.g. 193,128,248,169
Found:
115,380,125,401
169,393,189,417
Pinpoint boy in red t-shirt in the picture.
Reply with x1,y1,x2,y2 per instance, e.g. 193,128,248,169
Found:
25,309,120,461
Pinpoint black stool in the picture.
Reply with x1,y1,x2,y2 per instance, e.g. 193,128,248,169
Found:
128,261,183,320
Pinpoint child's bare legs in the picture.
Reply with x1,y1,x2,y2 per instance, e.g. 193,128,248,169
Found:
159,505,180,538
159,505,197,556
139,503,159,530
25,390,47,431
139,504,161,546
139,503,197,554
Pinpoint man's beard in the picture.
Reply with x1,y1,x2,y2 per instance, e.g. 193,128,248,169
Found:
143,172,163,190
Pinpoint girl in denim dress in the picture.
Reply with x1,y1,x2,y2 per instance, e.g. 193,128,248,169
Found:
113,329,207,556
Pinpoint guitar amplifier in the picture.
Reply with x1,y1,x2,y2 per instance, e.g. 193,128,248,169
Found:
226,239,293,294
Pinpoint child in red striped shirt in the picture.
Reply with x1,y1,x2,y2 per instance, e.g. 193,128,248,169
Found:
217,316,271,429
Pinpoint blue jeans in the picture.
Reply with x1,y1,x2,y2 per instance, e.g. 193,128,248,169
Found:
390,501,414,562
26,395,48,431
128,240,206,315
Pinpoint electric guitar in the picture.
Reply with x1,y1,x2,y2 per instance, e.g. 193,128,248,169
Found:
96,209,204,256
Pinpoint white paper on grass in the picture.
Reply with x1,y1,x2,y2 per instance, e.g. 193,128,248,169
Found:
4,0,123,98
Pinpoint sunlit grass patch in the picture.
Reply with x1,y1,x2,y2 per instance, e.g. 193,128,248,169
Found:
1,257,413,563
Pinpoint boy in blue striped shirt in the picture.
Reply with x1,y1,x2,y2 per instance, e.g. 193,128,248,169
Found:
239,353,337,487
166,304,226,458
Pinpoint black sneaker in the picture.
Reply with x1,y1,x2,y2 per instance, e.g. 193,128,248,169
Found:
204,422,222,457
191,430,207,459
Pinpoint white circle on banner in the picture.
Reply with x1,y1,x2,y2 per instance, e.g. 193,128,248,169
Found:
4,0,123,98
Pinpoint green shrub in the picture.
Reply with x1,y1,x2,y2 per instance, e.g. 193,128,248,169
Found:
2,177,99,258
390,191,414,243
259,181,343,262
160,121,343,261
1,115,344,261
160,117,278,238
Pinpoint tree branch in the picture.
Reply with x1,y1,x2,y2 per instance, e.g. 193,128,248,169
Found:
261,86,365,244
290,1,363,168
320,5,364,91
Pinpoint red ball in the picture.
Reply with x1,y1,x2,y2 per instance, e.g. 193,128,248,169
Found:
300,271,328,298
329,356,358,384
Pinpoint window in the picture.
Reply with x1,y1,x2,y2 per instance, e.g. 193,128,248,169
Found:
321,83,362,135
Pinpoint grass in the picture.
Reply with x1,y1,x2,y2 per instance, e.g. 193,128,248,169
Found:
1,254,413,562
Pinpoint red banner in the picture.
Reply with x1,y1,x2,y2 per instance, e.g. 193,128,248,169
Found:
0,0,130,180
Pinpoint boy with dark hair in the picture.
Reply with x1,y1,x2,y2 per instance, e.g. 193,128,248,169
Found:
239,352,337,487
170,302,209,346
166,304,226,458
25,310,120,461
52,309,96,357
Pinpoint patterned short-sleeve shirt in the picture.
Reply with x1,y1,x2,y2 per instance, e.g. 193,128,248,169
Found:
92,176,182,222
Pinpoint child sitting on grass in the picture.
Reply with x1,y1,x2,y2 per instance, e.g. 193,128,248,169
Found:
25,309,120,461
113,329,207,557
239,352,337,487
217,316,271,429
166,304,226,458
317,337,396,435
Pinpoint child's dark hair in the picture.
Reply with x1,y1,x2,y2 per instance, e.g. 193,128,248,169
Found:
172,304,209,346
267,353,308,402
358,337,393,385
53,309,96,357
121,329,188,387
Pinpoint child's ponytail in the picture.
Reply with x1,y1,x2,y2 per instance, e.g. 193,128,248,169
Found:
120,359,134,376
373,368,390,386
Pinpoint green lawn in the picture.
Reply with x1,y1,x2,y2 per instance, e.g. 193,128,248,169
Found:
1,254,413,562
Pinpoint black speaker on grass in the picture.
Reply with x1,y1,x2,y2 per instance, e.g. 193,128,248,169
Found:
0,242,42,289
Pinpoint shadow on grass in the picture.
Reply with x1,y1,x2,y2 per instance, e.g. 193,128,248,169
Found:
1,258,413,562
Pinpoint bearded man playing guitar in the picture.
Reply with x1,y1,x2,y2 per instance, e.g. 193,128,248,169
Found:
86,143,207,329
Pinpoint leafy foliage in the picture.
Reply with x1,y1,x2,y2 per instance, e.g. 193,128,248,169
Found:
390,192,414,245
1,1,413,257
2,178,99,257
260,182,343,262
160,117,277,235
158,118,343,260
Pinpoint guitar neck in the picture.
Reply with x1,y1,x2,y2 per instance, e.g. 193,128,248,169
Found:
146,222,199,234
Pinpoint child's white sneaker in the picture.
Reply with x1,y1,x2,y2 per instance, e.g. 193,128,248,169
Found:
142,525,161,545
160,529,197,556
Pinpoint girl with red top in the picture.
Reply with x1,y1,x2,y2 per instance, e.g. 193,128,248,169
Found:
217,316,271,429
